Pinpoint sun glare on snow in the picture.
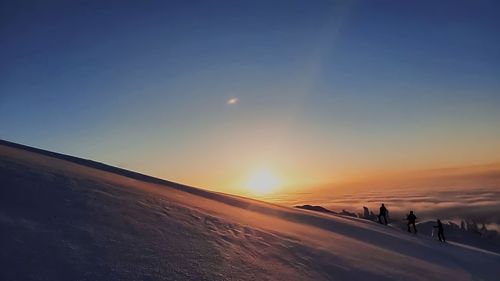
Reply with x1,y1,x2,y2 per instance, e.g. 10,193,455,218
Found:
226,98,238,105
246,170,281,195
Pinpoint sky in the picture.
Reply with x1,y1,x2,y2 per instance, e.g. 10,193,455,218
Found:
1,0,500,196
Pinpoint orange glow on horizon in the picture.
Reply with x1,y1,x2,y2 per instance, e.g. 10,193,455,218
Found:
244,169,281,195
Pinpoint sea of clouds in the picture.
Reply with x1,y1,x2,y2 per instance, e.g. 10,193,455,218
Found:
264,186,500,231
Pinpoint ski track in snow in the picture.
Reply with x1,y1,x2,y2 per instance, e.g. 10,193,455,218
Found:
1,141,499,281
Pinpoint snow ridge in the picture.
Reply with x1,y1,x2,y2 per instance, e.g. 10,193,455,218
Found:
1,140,499,281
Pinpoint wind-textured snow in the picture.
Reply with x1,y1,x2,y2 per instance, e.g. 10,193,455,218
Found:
1,140,499,281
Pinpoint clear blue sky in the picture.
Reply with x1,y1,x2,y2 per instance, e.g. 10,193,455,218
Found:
2,0,500,192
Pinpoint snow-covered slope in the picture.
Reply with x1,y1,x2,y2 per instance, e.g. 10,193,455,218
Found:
1,140,499,281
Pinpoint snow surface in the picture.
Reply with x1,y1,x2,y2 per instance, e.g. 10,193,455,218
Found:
1,140,499,281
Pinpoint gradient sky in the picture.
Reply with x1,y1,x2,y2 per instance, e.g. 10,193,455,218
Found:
2,0,500,195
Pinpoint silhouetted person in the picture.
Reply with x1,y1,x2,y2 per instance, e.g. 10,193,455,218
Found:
378,204,388,225
407,211,417,233
433,219,446,242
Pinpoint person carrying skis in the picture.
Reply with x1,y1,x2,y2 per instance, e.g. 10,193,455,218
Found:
378,203,388,225
433,219,446,242
407,211,417,233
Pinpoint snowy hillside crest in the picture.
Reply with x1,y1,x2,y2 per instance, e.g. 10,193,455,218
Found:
1,140,499,281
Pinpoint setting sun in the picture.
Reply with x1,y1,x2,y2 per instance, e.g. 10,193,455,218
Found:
245,170,281,195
